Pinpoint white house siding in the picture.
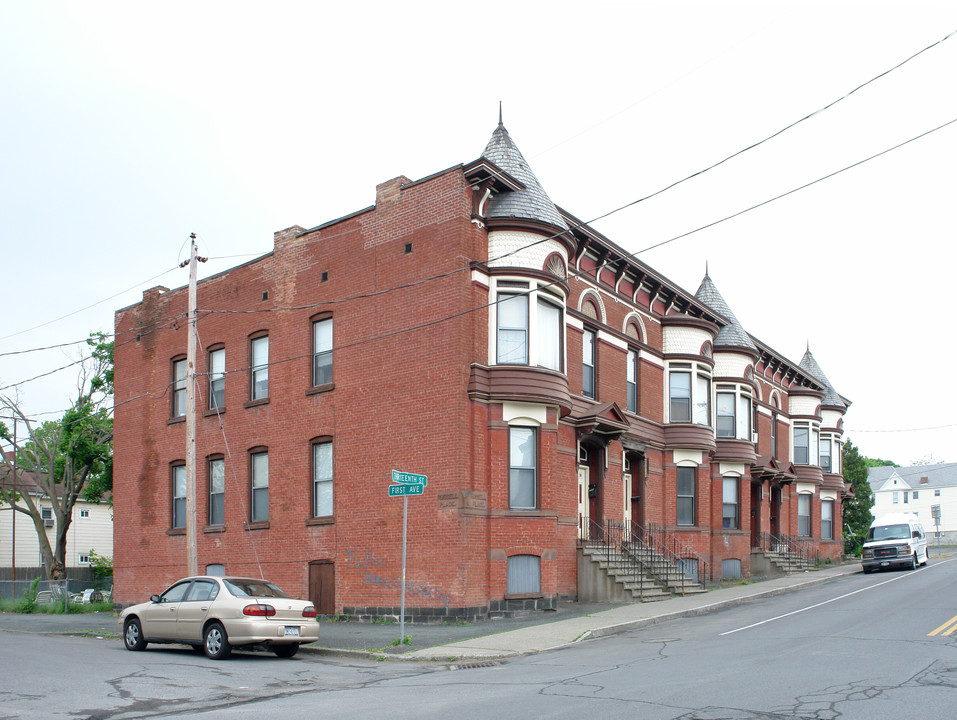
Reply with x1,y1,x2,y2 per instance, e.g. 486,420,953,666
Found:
0,498,113,569
871,473,957,543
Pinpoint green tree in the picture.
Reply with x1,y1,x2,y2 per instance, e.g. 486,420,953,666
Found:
0,333,113,579
842,439,876,555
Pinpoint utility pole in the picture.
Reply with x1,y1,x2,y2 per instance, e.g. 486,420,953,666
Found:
11,420,16,583
182,233,205,577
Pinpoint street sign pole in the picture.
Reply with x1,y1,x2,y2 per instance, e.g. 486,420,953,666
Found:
400,494,408,642
390,470,427,644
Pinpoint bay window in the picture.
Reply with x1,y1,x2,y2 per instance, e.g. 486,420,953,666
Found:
495,283,565,371
669,364,712,425
716,385,752,440
669,371,692,422
820,436,832,472
716,392,735,438
794,426,809,464
537,298,562,371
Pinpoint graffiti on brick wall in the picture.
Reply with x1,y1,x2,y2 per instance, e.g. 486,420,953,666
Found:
344,548,452,607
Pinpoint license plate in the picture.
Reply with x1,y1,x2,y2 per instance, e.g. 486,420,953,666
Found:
283,626,300,637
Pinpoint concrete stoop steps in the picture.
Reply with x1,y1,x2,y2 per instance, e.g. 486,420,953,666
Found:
761,548,813,574
580,546,706,602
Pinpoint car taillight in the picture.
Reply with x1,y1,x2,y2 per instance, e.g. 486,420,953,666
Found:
302,606,317,618
243,604,276,617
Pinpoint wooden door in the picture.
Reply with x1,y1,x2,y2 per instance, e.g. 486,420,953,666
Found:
308,561,335,615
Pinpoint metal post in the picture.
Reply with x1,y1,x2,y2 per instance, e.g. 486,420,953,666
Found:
400,493,408,642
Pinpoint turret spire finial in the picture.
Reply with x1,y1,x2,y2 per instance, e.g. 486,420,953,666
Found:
498,101,503,127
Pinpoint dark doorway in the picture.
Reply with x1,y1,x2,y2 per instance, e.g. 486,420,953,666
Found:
308,561,335,615
750,483,762,548
770,486,782,538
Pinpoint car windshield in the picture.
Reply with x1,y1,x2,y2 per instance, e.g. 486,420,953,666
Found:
223,579,290,599
866,524,910,541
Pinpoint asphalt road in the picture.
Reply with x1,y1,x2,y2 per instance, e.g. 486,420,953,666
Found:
2,558,956,719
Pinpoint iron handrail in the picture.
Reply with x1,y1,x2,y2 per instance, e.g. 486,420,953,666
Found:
635,522,709,590
583,518,651,597
757,532,819,567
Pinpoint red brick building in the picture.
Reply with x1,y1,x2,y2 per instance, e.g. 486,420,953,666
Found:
113,121,850,619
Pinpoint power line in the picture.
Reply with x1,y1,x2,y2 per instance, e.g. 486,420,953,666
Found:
0,265,182,343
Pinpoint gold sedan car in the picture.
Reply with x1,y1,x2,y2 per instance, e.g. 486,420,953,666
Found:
119,576,319,659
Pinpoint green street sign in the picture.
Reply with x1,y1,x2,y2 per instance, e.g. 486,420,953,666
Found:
392,470,428,487
389,483,424,497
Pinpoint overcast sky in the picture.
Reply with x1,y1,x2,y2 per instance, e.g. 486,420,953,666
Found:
1,1,954,466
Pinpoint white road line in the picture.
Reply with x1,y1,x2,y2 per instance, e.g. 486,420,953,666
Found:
720,557,955,636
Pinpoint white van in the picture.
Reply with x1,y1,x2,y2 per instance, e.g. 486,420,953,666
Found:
862,513,928,573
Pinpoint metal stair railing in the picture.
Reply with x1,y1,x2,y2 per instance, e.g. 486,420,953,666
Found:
758,532,819,568
583,519,651,597
636,522,709,590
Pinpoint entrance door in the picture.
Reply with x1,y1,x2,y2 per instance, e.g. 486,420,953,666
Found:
623,469,632,529
578,466,589,539
751,483,762,548
309,561,335,615
770,486,782,537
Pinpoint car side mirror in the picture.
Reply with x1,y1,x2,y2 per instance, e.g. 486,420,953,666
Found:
150,594,161,604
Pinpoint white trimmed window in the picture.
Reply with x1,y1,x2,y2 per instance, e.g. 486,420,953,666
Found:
313,317,333,386
313,440,334,518
171,358,187,418
209,348,225,410
626,349,638,413
493,281,564,371
509,427,537,510
668,363,711,425
722,477,739,529
821,500,834,540
250,336,269,400
677,466,696,526
715,385,752,440
172,464,186,529
209,457,225,526
582,328,596,399
250,450,269,522
798,494,811,537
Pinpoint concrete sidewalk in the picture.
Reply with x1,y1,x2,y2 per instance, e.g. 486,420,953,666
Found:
402,562,860,660
0,563,865,662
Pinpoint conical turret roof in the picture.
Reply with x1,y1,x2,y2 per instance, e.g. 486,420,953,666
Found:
800,348,847,409
481,120,568,231
694,272,758,352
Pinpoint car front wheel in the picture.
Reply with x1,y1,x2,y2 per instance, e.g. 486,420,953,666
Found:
203,622,232,660
124,618,147,651
908,553,918,570
273,644,299,658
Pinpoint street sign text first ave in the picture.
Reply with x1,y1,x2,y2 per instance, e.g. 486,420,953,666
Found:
389,484,424,497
